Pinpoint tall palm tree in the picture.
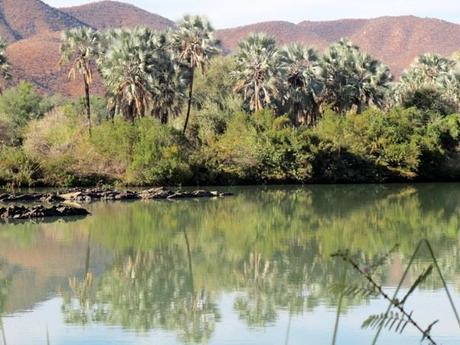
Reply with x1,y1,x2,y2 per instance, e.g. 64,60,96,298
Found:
279,44,323,125
0,37,10,94
99,28,156,121
149,32,186,124
60,27,99,135
321,39,392,114
233,33,281,113
172,15,220,134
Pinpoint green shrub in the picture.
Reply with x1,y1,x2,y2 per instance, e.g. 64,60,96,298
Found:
0,146,41,187
128,118,192,185
194,110,314,184
314,107,424,179
23,105,100,186
402,87,458,116
0,82,53,145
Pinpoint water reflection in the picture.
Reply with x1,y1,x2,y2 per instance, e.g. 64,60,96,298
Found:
0,184,459,344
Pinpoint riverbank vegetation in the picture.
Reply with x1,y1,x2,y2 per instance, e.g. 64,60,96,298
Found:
0,16,459,187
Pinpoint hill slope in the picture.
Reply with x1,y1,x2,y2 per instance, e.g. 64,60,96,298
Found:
60,1,174,30
216,21,329,53
299,16,460,75
2,0,460,94
0,0,86,42
217,16,460,75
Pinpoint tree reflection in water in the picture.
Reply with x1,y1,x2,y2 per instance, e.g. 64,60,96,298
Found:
1,184,459,343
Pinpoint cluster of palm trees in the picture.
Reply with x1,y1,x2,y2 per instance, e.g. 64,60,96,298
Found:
232,35,394,125
56,18,460,132
397,53,460,107
60,15,219,134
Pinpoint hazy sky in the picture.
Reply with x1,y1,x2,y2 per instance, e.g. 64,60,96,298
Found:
44,0,460,28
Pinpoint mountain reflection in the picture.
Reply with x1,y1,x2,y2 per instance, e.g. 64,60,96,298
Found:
0,184,459,343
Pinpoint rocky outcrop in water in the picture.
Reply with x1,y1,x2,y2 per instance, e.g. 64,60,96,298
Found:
0,187,234,204
0,204,90,220
59,187,233,202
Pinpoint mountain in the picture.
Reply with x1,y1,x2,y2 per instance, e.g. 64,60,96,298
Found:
60,1,174,31
6,31,106,95
300,16,460,75
218,16,460,76
0,0,86,42
1,0,460,95
216,21,329,53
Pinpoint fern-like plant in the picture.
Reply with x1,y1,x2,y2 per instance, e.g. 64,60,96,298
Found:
332,240,460,345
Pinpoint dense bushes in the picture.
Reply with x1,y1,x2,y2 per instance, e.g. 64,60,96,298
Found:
0,21,457,187
193,110,314,184
0,102,459,187
18,106,193,187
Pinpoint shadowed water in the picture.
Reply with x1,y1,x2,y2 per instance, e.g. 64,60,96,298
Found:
0,184,460,345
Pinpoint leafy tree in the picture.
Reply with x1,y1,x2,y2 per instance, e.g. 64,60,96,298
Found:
172,15,220,134
232,33,281,113
0,82,51,145
193,55,237,110
321,39,392,114
279,43,323,125
60,27,100,135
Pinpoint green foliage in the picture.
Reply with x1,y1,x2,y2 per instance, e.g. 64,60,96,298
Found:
194,109,314,184
312,107,460,181
128,118,192,185
0,145,40,187
402,87,457,115
193,56,237,110
0,82,52,145
0,30,458,187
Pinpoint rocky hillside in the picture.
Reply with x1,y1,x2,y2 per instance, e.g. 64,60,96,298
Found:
218,16,460,75
60,0,174,31
0,0,86,42
1,0,459,94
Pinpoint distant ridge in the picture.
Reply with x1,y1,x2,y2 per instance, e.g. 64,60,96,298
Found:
0,0,86,42
0,0,458,94
60,1,174,30
217,16,460,75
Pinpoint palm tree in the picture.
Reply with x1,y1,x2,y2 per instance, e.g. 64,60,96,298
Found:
172,15,220,134
233,33,281,112
149,32,186,124
0,37,10,94
279,44,323,125
321,39,392,114
397,54,460,109
60,27,99,135
99,28,156,121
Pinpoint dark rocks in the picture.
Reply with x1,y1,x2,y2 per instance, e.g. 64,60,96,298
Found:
0,193,44,202
0,188,234,205
0,203,90,221
140,187,173,200
40,194,66,203
60,189,142,202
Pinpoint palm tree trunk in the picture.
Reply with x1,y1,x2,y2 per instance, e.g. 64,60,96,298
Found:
183,229,195,295
284,313,292,345
183,67,195,134
85,231,91,275
1,318,7,345
84,79,91,136
161,110,168,125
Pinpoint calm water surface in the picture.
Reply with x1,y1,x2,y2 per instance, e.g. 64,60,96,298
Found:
1,184,460,345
